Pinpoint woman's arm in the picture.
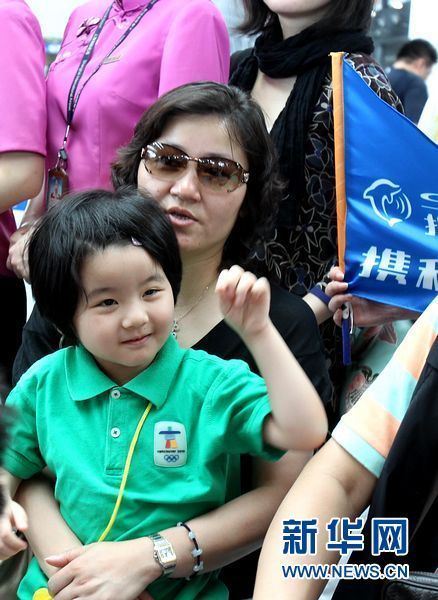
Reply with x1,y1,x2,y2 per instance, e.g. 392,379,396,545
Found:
15,475,81,577
24,451,309,599
44,441,370,600
254,439,376,599
174,450,311,572
303,292,333,325
24,453,308,566
0,2,46,214
0,152,44,214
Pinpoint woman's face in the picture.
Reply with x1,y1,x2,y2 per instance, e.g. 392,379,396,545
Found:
264,0,330,34
137,114,248,263
263,0,330,15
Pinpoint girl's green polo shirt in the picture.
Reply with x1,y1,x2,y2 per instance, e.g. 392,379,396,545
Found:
5,335,282,600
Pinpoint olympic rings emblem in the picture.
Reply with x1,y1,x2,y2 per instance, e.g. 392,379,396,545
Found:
164,454,180,463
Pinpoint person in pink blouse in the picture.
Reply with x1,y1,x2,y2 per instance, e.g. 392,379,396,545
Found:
0,0,46,390
8,0,230,280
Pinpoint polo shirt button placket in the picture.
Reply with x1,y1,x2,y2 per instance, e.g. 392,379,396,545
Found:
109,389,122,441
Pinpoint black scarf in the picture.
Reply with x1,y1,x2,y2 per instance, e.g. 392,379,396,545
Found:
229,25,374,229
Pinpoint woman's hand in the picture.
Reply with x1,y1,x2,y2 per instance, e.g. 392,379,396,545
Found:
325,266,350,326
216,265,271,340
7,225,33,281
46,539,159,600
326,266,419,327
0,498,28,560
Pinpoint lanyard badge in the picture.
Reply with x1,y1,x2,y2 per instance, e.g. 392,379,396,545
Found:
47,165,69,207
47,130,69,207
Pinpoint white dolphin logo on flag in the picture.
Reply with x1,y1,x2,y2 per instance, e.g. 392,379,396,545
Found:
363,179,412,227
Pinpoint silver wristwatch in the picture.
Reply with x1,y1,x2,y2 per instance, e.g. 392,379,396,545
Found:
149,533,177,577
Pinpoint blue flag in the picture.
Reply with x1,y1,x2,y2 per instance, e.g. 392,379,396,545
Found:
341,59,438,313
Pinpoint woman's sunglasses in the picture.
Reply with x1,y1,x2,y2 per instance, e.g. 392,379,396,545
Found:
141,142,249,193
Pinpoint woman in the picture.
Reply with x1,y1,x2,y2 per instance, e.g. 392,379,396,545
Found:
254,296,438,599
229,0,408,409
0,0,45,392
8,0,229,280
14,83,331,599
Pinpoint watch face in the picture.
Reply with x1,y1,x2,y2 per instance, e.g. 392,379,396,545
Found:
150,534,176,573
159,547,175,562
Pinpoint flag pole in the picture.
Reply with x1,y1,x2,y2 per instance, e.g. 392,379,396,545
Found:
331,51,346,272
331,52,352,365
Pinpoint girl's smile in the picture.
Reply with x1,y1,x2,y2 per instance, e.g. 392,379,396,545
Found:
73,244,175,385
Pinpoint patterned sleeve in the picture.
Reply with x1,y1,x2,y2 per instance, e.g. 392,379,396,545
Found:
346,53,403,113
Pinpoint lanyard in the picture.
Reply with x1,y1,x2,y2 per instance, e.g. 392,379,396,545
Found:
58,0,161,161
98,400,153,541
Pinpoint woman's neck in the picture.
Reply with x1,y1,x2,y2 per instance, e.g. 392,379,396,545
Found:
173,254,223,349
177,254,220,310
277,7,327,39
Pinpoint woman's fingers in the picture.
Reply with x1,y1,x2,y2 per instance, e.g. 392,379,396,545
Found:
328,292,352,314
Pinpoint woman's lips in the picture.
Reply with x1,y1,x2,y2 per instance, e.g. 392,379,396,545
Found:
166,207,197,226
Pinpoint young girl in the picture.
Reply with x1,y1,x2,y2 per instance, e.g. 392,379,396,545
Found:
0,188,327,600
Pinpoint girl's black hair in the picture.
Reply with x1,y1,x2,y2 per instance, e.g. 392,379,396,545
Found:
111,81,284,272
28,187,182,342
239,0,374,36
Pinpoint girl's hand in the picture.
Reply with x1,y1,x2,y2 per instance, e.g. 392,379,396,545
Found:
46,540,158,600
216,265,271,340
0,498,28,560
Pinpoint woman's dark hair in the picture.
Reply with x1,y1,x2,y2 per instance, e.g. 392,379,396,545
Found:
111,81,284,272
239,0,374,37
28,187,182,342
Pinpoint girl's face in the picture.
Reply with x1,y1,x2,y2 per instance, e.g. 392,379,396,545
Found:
137,114,249,264
73,244,175,384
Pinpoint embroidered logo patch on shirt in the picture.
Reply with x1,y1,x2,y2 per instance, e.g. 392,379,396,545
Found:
102,54,122,65
154,421,187,467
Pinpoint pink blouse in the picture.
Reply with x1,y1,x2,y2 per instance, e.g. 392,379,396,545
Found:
46,0,230,192
0,0,46,277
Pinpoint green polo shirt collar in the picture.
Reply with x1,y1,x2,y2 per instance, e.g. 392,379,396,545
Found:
66,335,186,408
